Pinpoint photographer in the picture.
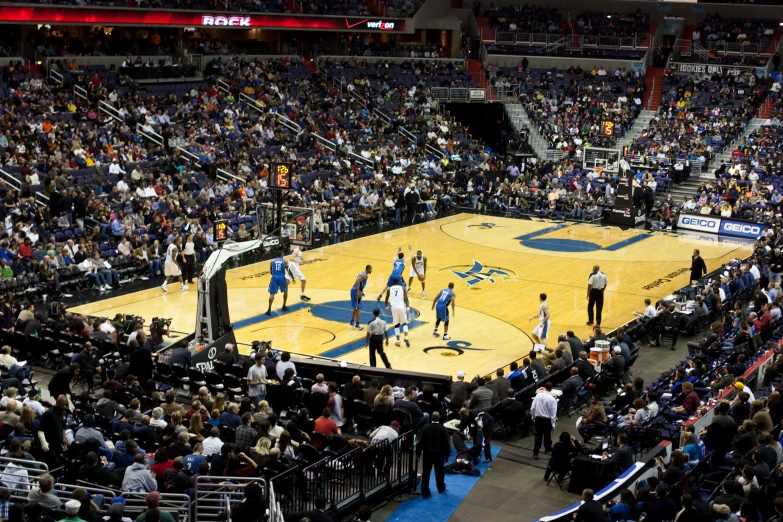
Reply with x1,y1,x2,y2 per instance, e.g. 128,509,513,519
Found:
150,318,170,348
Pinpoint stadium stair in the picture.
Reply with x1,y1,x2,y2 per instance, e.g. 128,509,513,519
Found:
644,23,658,47
766,30,783,54
302,58,318,75
568,20,580,51
661,177,706,204
467,59,496,100
758,97,776,120
475,17,491,41
707,117,766,176
615,109,656,151
505,103,551,160
680,25,696,41
643,67,665,110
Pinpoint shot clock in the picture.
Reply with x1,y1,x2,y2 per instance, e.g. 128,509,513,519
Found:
213,220,229,242
270,163,291,189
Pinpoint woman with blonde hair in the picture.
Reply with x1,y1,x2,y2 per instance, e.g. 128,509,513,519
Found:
213,393,226,414
249,436,272,466
20,405,37,431
170,411,187,435
188,412,207,442
373,385,394,412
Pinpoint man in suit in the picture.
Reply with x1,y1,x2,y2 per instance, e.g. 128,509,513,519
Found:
493,369,511,401
608,433,634,478
690,249,707,283
286,495,333,522
449,371,476,409
574,351,597,381
417,411,450,499
575,489,606,522
566,331,585,362
77,341,103,391
363,378,381,406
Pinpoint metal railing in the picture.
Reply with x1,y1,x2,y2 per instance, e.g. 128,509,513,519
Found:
271,431,416,518
123,492,191,522
349,90,368,107
373,108,391,125
49,67,63,85
177,146,201,165
398,126,417,145
99,100,125,122
694,39,770,57
216,168,244,182
34,191,49,208
0,455,49,500
481,28,651,50
195,476,267,522
313,133,337,152
0,168,21,191
136,122,164,147
239,92,264,114
349,150,374,168
55,482,116,506
74,84,88,101
425,143,445,159
269,109,302,133
579,33,652,50
647,78,655,109
216,78,230,94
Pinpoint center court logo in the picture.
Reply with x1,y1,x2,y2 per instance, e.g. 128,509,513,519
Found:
467,222,505,229
438,260,516,287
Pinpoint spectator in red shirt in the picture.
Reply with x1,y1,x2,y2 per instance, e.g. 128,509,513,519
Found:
668,382,700,421
185,400,209,423
753,303,772,335
313,407,339,440
149,448,174,488
18,238,32,260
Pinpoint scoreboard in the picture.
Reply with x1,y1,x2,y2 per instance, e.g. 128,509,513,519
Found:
270,163,291,189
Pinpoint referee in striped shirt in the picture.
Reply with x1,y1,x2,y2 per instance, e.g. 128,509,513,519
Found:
587,265,608,327
366,308,392,368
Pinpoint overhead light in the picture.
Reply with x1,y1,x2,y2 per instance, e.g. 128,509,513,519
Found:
607,15,611,18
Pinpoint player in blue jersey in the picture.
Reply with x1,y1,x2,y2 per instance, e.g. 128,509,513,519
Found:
350,265,372,330
432,282,456,340
376,245,412,301
265,249,289,316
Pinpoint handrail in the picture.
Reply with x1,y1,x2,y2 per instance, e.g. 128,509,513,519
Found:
216,78,230,94
349,89,368,107
135,122,164,147
217,168,243,182
74,84,88,101
0,168,21,191
313,133,337,152
176,146,200,164
349,150,374,167
647,78,655,109
99,100,125,123
398,126,417,144
373,108,391,125
49,67,63,85
425,143,445,159
269,109,301,133
34,192,49,208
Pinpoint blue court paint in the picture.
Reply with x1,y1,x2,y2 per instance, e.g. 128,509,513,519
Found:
310,300,426,358
386,445,502,522
602,233,652,251
232,302,312,329
520,238,602,252
513,224,568,242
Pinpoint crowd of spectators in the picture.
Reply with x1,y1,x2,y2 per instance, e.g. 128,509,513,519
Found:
573,10,651,39
483,4,565,35
518,66,645,151
693,15,778,46
628,71,764,169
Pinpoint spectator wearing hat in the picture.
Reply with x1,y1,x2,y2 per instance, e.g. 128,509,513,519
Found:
449,370,475,409
134,492,176,522
62,499,84,522
733,380,755,402
218,343,239,366
23,388,44,417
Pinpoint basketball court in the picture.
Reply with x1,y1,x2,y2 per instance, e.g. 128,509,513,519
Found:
69,215,753,377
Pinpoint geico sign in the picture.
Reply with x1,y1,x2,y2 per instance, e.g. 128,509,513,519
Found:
721,223,761,235
366,20,396,29
202,15,251,26
681,217,717,228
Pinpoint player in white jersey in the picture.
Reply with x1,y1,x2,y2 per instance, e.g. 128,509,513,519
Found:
285,247,312,301
161,237,187,292
407,250,427,297
528,293,550,344
384,277,410,347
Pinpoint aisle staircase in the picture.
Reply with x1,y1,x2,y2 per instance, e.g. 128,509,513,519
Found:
644,67,665,110
467,59,497,100
505,103,554,160
707,118,766,176
616,110,656,150
475,17,491,42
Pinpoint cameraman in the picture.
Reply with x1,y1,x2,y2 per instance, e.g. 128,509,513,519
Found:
150,319,170,348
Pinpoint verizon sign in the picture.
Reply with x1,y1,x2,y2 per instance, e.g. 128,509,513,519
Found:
202,15,251,26
366,20,395,29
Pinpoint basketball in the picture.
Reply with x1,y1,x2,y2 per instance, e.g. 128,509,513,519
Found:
418,274,426,281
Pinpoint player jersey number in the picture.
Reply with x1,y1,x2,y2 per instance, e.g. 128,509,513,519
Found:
439,293,450,302
274,261,283,270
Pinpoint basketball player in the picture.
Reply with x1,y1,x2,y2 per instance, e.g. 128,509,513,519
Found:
407,250,427,297
161,237,187,292
265,249,289,316
529,293,550,345
350,265,372,330
385,277,410,347
432,282,456,341
286,246,312,301
377,245,412,301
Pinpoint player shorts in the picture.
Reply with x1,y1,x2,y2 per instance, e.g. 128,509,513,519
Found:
286,262,305,282
350,288,362,310
409,266,425,278
436,305,449,324
532,320,550,339
391,305,408,325
164,261,181,277
268,275,288,294
387,274,404,288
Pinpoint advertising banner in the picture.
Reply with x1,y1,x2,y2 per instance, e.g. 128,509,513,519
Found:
719,219,764,239
677,214,721,233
